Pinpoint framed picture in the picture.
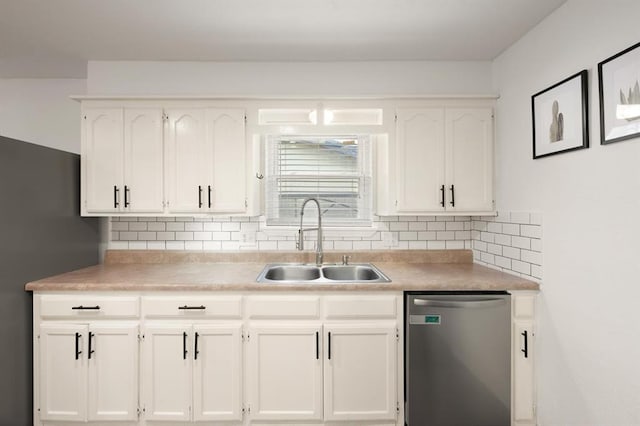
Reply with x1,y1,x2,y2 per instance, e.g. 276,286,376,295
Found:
532,70,589,159
598,41,640,144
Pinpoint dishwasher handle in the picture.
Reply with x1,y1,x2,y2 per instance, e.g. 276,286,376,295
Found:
413,298,506,309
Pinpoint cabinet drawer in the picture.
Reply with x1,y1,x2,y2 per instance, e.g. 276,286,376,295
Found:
247,295,320,319
142,296,242,318
513,295,536,319
39,295,139,319
324,295,398,319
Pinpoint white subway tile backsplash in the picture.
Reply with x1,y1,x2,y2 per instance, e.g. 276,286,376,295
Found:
108,210,541,284
503,246,520,260
521,250,542,266
511,236,531,250
427,222,446,231
166,222,185,232
185,222,203,231
222,222,241,232
147,222,166,232
185,241,203,250
520,224,542,238
408,222,427,231
446,221,464,231
471,211,542,282
446,240,465,249
129,222,147,231
509,212,531,224
112,222,129,231
495,234,512,246
502,223,520,235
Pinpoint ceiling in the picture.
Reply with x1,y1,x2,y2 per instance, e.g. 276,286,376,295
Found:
0,0,566,78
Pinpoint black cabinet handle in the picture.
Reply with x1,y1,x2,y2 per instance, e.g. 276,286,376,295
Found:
178,305,206,310
124,185,130,207
449,185,455,207
521,330,528,358
75,332,82,360
113,186,120,208
440,184,445,207
183,332,188,360
327,332,331,360
315,331,319,360
194,332,200,360
72,305,100,310
198,186,203,208
88,331,95,359
208,185,212,208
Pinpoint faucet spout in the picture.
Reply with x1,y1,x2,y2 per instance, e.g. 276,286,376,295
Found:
297,198,323,265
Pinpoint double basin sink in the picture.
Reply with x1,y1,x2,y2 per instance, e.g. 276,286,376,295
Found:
257,263,391,283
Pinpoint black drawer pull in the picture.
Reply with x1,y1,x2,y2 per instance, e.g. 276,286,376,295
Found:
315,331,319,360
521,330,529,358
124,185,130,207
178,305,206,310
183,332,188,360
450,184,455,207
75,332,82,360
198,185,203,208
72,305,101,310
88,331,95,359
440,184,445,207
327,332,332,360
194,332,200,360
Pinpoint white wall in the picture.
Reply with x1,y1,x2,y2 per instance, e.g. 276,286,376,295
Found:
492,1,640,424
87,60,493,96
0,79,86,153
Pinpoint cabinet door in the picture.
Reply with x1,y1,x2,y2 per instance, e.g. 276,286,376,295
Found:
124,108,164,213
247,325,323,421
166,108,207,213
87,323,139,421
395,108,446,213
207,109,247,213
193,324,243,421
445,107,494,212
39,323,88,421
324,324,397,422
142,325,191,421
84,108,124,213
513,320,535,425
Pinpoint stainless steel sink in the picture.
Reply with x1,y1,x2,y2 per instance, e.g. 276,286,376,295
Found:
256,263,391,283
263,265,321,281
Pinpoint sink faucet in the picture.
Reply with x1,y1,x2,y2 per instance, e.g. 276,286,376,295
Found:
297,197,323,265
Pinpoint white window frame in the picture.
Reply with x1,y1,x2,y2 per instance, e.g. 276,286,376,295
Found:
264,135,374,228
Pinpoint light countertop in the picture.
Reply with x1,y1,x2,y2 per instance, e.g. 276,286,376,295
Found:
25,250,539,292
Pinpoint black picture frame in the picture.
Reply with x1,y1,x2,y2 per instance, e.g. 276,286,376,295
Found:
532,70,589,159
598,41,640,145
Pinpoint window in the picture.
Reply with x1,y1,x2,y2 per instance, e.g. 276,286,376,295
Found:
265,135,373,227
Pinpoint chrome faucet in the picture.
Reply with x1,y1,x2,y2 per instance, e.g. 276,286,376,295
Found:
297,198,323,265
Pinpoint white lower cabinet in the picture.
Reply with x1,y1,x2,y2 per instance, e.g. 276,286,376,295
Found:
511,291,537,426
142,323,243,422
39,322,139,422
247,325,323,421
34,291,534,426
323,324,398,422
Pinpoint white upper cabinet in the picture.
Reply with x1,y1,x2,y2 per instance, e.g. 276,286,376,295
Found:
82,106,164,215
123,108,164,213
396,108,446,212
166,107,247,214
445,108,494,212
393,105,495,215
84,108,124,214
166,108,207,213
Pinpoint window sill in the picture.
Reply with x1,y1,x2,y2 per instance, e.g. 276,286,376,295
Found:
260,223,382,239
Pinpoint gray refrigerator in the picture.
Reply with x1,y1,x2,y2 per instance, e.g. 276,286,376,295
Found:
0,136,100,425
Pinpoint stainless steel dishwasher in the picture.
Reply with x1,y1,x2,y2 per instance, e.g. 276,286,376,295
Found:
405,291,511,426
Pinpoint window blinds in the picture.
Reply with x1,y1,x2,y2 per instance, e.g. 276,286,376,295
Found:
266,136,372,226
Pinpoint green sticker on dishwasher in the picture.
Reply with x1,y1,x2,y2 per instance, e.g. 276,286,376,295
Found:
424,315,441,324
410,314,441,325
